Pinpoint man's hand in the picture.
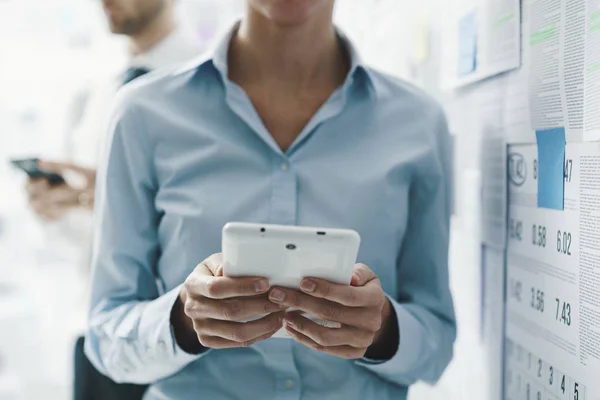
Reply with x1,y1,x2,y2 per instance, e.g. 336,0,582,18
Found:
26,160,96,221
268,263,398,360
172,253,286,353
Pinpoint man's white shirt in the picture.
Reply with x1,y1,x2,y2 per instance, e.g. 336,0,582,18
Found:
70,28,204,169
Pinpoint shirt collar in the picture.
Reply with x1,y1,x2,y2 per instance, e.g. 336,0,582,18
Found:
177,22,376,94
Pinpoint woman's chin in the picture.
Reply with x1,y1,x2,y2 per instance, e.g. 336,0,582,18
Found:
251,0,332,27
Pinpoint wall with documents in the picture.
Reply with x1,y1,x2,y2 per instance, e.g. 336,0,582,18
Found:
336,0,600,399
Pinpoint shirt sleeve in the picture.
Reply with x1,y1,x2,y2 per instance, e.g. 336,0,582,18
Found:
84,94,207,384
356,108,457,387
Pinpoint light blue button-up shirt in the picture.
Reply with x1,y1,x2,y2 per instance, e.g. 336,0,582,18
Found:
85,25,456,400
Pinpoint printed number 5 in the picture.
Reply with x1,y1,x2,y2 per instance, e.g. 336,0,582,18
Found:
574,382,579,400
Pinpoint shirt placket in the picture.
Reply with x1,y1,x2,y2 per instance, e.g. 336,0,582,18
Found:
265,339,302,400
269,154,298,225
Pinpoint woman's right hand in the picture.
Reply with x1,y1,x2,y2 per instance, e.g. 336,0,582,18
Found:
172,253,286,351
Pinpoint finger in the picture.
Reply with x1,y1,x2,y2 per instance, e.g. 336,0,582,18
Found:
350,264,377,287
284,325,366,359
203,253,223,276
185,294,286,321
26,179,50,197
38,205,67,221
285,312,373,348
185,274,270,300
37,160,94,177
299,277,381,307
269,288,377,329
198,311,285,343
198,325,281,349
30,200,66,220
32,196,73,211
30,199,47,215
38,186,79,206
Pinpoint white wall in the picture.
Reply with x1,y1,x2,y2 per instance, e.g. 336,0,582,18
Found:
334,1,501,399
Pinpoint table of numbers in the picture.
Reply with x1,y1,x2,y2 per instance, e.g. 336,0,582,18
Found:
504,339,587,400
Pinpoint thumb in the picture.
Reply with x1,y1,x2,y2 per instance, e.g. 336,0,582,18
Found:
350,263,377,287
203,253,224,277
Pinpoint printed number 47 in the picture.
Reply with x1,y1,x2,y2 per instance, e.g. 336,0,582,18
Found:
564,159,573,183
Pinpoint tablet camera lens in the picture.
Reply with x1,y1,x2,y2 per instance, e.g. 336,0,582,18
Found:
260,227,266,233
286,244,296,250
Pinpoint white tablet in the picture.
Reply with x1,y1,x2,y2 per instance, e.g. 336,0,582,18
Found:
222,222,361,337
222,222,360,286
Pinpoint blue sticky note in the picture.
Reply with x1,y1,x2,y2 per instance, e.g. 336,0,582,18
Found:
536,128,566,210
458,11,478,76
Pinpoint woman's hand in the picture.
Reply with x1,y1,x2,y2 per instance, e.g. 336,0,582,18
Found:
268,263,398,360
172,253,286,352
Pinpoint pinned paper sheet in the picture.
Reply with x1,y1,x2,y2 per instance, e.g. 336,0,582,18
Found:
458,10,478,77
536,128,566,210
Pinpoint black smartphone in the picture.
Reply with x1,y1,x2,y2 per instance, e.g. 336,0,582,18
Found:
10,158,65,185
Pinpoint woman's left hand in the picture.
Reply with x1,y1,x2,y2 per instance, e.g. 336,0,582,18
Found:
268,263,394,359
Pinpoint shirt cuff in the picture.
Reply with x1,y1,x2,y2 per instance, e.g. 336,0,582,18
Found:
139,283,209,371
355,295,425,379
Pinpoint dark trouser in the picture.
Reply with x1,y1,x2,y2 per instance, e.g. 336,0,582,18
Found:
74,336,148,400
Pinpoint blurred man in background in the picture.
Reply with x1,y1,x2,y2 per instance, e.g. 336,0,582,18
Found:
24,0,202,398
27,0,201,226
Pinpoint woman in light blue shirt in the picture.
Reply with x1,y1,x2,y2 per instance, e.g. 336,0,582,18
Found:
85,1,456,399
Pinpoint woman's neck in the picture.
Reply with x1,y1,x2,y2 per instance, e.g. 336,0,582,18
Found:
229,7,349,91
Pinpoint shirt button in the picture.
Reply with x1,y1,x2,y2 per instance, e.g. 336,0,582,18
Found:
281,162,289,171
283,379,294,389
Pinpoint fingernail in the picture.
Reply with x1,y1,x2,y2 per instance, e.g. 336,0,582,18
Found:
300,279,316,293
269,288,286,302
254,279,268,292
